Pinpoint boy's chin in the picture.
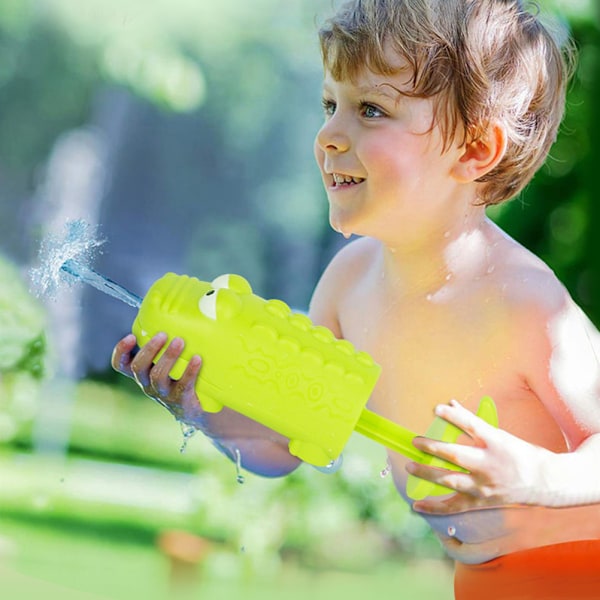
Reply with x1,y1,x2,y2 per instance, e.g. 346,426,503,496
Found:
330,221,354,239
329,211,360,239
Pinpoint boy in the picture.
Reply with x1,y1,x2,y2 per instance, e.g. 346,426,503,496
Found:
112,1,600,597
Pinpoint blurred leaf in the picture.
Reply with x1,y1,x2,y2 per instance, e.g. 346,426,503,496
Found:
0,255,46,375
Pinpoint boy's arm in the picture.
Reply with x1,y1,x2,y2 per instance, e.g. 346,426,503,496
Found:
407,299,600,512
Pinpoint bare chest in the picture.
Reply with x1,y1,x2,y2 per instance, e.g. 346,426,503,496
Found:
342,294,506,425
338,289,566,450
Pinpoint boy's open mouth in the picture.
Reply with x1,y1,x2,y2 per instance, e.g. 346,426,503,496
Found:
332,173,365,187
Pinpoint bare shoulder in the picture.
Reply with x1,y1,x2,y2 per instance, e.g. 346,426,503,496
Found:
502,242,600,346
308,237,379,335
474,230,575,363
495,241,571,323
494,230,597,346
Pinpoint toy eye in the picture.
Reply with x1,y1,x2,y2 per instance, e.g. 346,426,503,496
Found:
198,287,243,321
199,289,218,320
211,273,252,294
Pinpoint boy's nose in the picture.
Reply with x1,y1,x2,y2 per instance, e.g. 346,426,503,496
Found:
316,119,350,154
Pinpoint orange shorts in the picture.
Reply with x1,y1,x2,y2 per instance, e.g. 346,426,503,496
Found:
454,540,600,600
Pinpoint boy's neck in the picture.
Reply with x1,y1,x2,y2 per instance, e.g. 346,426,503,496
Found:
378,209,494,299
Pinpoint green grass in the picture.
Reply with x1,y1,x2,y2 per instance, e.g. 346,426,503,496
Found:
0,516,454,600
0,378,455,599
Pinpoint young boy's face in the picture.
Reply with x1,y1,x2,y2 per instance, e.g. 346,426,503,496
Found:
314,51,466,242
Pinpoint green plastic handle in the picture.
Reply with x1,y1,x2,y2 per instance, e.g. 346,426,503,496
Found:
354,396,498,500
354,408,429,463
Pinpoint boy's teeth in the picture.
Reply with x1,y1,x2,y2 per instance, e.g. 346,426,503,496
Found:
333,173,364,184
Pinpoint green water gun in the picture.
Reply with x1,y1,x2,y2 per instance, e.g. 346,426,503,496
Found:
132,272,498,500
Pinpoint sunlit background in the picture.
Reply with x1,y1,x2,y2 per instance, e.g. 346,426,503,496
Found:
0,0,598,598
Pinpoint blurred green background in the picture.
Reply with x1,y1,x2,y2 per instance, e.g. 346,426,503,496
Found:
0,0,598,598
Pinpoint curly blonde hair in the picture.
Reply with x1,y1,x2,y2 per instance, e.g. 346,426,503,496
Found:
319,0,575,205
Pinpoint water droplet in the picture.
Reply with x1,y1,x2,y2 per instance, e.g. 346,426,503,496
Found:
380,461,391,478
312,454,343,474
426,294,433,302
234,448,245,484
179,422,198,453
447,525,456,537
487,265,495,274
445,273,453,281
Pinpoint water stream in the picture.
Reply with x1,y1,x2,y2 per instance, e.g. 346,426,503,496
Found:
60,259,142,309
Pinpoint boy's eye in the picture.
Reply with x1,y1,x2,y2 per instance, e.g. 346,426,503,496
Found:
321,98,336,117
361,103,383,118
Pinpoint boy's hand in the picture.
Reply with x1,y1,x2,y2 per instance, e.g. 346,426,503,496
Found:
111,333,303,477
111,333,205,426
406,400,550,514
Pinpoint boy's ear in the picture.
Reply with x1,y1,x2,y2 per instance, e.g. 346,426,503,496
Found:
451,122,507,183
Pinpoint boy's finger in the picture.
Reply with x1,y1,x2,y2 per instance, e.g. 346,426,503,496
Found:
173,355,203,395
130,332,168,387
172,356,205,423
435,400,496,440
111,334,137,376
412,436,484,472
149,337,185,393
